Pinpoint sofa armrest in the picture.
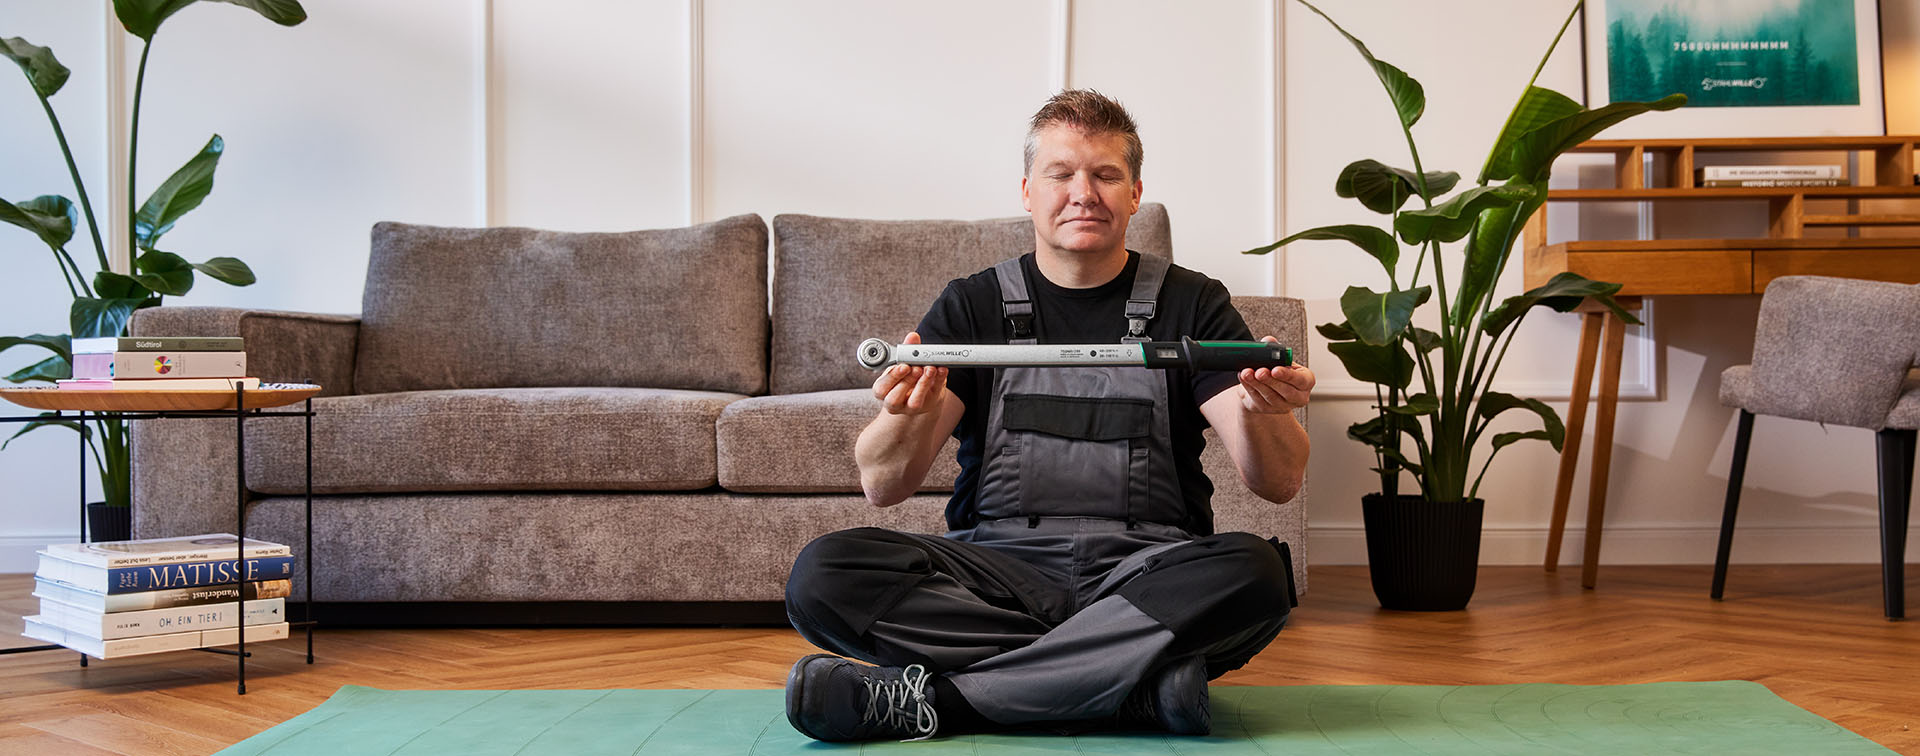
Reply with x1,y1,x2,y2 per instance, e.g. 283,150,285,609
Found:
127,306,360,539
1206,294,1310,594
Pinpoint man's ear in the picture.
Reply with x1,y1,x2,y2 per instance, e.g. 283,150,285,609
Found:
1021,177,1032,213
1129,180,1143,214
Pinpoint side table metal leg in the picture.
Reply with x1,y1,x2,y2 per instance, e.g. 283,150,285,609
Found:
76,410,87,668
305,396,315,664
235,386,247,695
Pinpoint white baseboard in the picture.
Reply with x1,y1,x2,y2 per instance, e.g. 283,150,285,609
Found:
1308,524,1920,566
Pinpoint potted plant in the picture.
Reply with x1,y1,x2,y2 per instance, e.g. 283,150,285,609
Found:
1246,0,1682,610
1,1,306,541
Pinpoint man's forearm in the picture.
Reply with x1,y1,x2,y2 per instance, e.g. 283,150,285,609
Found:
854,408,952,507
1229,409,1309,504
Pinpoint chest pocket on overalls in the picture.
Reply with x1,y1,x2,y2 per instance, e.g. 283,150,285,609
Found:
1001,385,1155,519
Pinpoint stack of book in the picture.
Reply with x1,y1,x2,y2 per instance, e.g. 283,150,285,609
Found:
23,533,294,659
58,336,260,391
1694,164,1846,187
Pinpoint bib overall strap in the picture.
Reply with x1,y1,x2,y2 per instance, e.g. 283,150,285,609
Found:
1123,254,1170,343
994,257,1036,345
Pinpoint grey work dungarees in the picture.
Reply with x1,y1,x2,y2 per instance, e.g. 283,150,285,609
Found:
786,253,1294,725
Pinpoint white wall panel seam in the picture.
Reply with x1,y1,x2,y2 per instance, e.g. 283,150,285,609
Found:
688,0,705,225
103,2,128,274
1050,0,1071,91
1267,0,1284,298
477,0,496,226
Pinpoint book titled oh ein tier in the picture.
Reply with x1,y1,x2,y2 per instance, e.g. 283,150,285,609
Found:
36,534,294,595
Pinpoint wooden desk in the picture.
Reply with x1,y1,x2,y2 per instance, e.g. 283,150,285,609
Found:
1524,136,1920,589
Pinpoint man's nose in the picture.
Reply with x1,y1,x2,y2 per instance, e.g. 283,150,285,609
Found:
1068,173,1099,205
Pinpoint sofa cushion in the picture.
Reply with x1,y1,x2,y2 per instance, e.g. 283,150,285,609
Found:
243,387,744,495
770,203,1171,395
716,389,962,493
355,215,769,395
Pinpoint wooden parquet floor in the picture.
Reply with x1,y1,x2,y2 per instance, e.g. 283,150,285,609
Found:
2,564,1915,755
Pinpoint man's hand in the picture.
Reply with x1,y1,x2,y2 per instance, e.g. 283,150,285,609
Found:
1236,336,1315,414
872,332,950,416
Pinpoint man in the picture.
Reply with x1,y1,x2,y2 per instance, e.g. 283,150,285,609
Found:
783,89,1315,742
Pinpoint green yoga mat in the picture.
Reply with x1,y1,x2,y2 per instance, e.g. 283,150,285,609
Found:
214,681,1891,755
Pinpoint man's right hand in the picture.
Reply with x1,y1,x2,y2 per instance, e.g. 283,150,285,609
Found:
872,332,949,416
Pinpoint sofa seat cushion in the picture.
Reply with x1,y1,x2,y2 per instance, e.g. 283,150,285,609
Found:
716,389,960,493
245,387,744,495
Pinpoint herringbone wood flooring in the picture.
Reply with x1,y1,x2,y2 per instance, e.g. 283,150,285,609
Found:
2,565,1915,754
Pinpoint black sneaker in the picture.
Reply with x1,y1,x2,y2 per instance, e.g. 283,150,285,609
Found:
1111,656,1210,735
785,654,940,742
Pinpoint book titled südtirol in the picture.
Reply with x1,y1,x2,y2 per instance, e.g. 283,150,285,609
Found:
71,336,244,353
37,534,295,594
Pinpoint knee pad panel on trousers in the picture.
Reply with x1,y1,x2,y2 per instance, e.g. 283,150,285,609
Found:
1117,531,1292,639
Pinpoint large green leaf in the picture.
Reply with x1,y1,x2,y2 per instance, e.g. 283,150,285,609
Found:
1451,190,1544,323
1336,160,1459,215
115,0,305,41
2,411,86,450
1480,271,1639,338
0,36,70,98
5,355,69,384
1316,321,1358,342
133,250,195,296
70,297,148,340
1506,94,1688,183
1409,326,1442,354
1340,285,1431,346
1296,1,1424,129
1383,392,1441,416
1245,224,1399,276
1394,183,1535,245
0,334,71,363
1479,86,1583,184
133,134,223,251
93,271,153,301
0,194,77,251
1479,391,1565,451
1491,429,1555,451
191,256,255,286
1328,340,1415,389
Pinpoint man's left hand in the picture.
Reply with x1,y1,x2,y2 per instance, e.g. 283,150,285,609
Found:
1237,336,1314,414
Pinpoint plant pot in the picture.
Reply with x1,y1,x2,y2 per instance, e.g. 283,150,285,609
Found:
86,502,132,543
1361,493,1484,611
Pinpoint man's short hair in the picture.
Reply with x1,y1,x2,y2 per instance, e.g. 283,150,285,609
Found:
1023,89,1143,182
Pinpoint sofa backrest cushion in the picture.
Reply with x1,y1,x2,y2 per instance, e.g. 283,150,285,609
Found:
770,203,1171,395
355,215,769,395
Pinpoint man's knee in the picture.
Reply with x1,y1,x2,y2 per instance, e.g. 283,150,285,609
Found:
1120,531,1293,636
786,527,931,638
1204,532,1294,619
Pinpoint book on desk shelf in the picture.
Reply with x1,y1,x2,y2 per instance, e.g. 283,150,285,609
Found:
70,351,246,380
71,336,244,353
34,596,284,640
54,376,261,391
33,576,291,613
22,615,289,660
1695,164,1844,181
37,534,295,595
1698,178,1846,187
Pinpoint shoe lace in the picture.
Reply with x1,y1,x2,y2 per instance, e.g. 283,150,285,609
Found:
862,663,938,742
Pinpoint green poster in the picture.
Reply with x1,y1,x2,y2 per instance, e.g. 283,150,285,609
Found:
1607,0,1860,107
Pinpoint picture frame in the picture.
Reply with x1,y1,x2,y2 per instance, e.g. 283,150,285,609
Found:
1583,0,1886,138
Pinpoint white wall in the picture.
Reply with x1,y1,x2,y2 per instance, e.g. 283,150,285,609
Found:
0,0,1914,571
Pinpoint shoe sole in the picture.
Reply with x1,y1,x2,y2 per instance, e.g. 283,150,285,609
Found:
785,653,839,740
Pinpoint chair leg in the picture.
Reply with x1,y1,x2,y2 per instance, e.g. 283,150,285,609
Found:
1876,428,1915,620
1713,410,1756,600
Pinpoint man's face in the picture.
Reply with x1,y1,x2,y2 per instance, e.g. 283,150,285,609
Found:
1022,126,1142,259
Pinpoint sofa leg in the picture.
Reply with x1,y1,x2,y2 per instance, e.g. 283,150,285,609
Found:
1713,411,1755,601
1876,428,1915,620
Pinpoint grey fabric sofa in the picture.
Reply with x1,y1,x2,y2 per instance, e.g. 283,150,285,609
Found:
130,204,1308,623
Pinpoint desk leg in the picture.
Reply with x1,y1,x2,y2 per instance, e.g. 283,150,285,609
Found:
1581,311,1629,589
1546,313,1604,571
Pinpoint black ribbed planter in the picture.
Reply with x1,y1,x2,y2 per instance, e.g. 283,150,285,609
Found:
87,502,132,543
1362,494,1484,611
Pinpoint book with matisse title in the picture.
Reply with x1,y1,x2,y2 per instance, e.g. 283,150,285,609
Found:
36,534,295,594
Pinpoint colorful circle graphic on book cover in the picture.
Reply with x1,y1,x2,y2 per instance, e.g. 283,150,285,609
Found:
153,355,172,374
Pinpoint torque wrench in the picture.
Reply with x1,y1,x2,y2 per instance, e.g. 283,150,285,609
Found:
857,337,1292,372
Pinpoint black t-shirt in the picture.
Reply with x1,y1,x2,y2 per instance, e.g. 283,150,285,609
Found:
915,251,1253,533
